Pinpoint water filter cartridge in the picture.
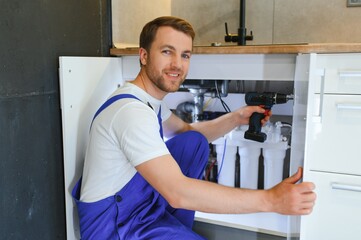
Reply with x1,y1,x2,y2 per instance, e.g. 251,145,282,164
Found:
216,144,237,187
238,146,260,189
263,148,287,189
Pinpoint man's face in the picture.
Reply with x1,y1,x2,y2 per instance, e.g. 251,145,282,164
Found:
142,26,192,93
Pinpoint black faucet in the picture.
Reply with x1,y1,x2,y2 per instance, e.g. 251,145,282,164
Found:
224,0,253,46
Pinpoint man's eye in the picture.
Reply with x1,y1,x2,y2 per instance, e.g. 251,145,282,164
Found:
182,54,191,59
162,50,171,55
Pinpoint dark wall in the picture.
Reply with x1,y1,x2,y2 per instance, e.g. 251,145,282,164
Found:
0,0,110,239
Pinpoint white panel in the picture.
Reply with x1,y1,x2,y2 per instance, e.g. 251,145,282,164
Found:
318,54,361,95
290,54,313,175
187,54,296,81
59,57,123,240
300,171,361,240
122,55,140,80
287,53,312,238
306,94,361,175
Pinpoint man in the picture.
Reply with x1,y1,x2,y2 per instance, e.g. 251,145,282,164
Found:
72,16,316,239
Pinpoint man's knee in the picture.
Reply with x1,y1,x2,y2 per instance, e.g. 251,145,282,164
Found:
179,131,208,147
165,130,209,166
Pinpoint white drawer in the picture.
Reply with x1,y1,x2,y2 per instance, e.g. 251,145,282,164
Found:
313,54,361,94
300,171,361,240
306,94,361,175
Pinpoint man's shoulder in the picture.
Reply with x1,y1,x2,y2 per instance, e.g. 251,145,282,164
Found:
112,82,148,102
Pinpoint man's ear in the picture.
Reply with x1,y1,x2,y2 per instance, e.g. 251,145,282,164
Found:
139,48,148,66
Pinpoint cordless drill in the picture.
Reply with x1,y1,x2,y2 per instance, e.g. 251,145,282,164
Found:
244,92,294,142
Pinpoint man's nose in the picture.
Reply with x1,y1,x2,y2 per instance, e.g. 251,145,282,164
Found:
170,55,182,69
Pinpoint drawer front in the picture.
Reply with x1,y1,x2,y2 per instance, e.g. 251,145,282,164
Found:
306,94,361,175
313,54,361,95
300,171,361,240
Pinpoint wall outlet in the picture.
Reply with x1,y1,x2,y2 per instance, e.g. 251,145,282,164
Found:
347,0,361,7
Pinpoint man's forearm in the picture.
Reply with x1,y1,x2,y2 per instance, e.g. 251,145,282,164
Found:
190,111,241,142
173,168,315,216
175,177,271,214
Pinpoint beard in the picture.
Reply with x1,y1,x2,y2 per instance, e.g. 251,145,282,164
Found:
145,62,187,93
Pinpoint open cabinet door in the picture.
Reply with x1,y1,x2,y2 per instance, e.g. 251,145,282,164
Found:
59,57,123,239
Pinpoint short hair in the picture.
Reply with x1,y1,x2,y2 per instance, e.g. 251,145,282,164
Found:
139,16,195,52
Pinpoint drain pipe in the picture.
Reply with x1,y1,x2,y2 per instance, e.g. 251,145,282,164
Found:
189,88,207,122
176,102,195,122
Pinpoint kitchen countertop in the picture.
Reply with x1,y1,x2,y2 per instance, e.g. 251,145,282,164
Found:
110,43,361,56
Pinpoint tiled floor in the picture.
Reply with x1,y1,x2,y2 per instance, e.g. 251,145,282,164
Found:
193,221,287,240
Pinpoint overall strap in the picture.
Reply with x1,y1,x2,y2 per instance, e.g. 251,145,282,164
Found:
92,94,140,123
91,93,163,139
158,105,163,139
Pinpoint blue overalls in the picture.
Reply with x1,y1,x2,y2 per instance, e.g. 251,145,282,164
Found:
72,94,209,239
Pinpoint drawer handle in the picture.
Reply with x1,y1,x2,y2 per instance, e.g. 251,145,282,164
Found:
336,103,361,111
339,70,361,78
331,182,361,192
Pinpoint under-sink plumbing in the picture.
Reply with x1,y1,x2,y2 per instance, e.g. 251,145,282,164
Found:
177,80,229,122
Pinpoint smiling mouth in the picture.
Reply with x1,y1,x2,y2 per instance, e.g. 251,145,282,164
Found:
167,73,180,77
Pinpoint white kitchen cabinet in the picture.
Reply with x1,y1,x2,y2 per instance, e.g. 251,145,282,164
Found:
60,52,361,240
60,54,298,239
299,53,361,240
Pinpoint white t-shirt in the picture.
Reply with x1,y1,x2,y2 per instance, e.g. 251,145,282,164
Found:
80,82,172,202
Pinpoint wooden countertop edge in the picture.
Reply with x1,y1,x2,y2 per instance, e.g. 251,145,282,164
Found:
110,43,361,56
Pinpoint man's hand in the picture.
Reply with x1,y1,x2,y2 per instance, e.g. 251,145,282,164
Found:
266,167,316,215
236,105,271,126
